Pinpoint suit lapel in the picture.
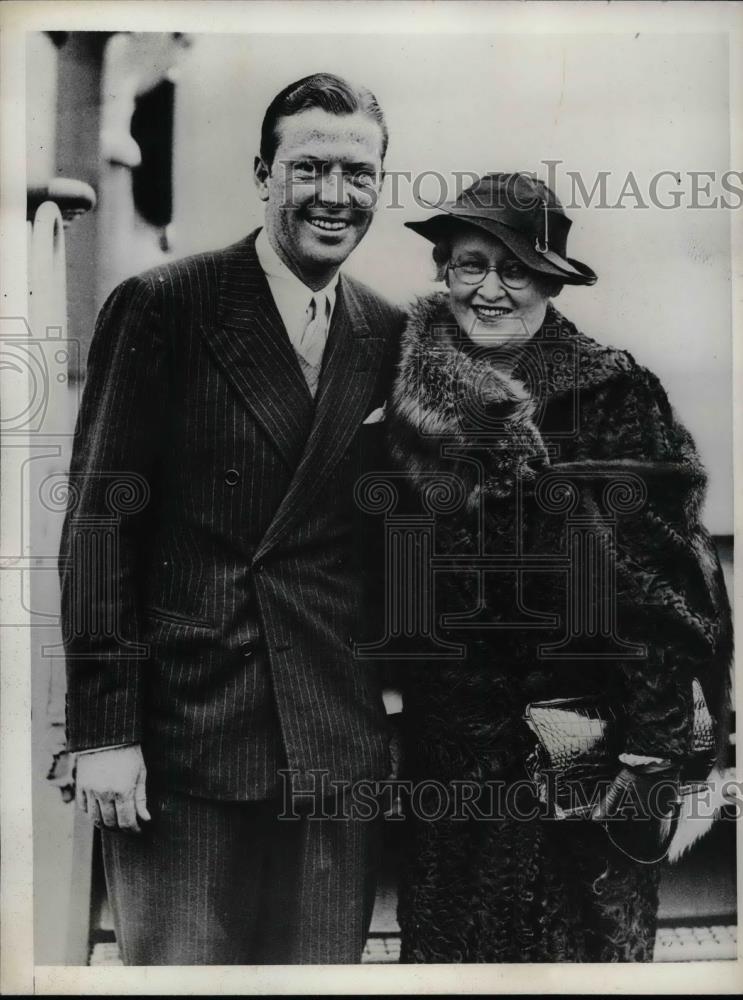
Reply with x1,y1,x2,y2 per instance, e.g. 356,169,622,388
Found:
254,276,386,562
200,232,314,471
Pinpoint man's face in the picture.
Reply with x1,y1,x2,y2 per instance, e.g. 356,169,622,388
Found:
254,107,384,279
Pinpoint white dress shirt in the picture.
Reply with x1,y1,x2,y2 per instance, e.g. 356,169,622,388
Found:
255,227,339,367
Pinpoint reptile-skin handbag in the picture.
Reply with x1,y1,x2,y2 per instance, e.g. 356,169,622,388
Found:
523,678,716,820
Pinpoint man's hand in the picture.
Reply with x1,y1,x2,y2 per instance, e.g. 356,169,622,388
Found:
75,744,150,833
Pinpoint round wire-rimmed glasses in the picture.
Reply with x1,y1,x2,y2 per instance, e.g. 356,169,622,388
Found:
448,258,533,289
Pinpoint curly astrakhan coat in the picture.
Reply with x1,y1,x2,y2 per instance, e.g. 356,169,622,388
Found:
388,294,732,963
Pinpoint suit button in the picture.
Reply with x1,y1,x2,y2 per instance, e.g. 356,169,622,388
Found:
225,469,240,486
241,641,255,659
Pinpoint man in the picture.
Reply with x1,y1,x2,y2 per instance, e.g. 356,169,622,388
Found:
60,72,404,965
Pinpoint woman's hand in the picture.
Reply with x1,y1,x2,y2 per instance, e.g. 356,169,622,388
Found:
591,762,682,863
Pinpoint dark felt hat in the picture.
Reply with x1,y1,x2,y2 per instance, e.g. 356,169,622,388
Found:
405,172,597,286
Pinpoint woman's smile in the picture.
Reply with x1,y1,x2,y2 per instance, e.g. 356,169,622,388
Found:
471,304,513,322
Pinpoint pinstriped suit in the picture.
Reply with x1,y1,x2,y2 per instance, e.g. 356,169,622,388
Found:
60,228,405,962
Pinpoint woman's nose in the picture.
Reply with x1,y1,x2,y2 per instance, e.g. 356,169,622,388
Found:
478,268,505,298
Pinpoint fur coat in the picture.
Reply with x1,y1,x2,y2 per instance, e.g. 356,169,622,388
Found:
387,293,733,962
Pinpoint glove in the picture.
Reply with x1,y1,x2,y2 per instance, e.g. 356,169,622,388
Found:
591,761,682,864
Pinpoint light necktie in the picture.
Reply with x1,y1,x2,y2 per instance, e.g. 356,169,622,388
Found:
298,293,330,369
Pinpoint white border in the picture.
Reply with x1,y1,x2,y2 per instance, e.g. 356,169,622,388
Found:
1,1,741,995
0,7,34,997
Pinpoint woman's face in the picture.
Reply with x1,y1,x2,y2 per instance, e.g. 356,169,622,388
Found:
446,229,550,348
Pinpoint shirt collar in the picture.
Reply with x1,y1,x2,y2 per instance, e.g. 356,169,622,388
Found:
255,227,340,310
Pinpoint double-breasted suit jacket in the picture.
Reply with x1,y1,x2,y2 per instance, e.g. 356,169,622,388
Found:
61,228,405,800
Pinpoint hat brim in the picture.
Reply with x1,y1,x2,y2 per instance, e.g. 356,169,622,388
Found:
405,213,597,286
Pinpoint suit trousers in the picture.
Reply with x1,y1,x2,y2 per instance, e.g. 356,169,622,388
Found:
101,788,382,964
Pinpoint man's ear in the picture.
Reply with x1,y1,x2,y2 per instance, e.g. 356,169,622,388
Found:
254,155,270,202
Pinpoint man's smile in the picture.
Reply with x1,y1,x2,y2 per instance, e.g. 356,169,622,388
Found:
307,217,350,233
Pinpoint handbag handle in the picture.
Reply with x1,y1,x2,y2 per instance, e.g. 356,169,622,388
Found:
599,797,682,865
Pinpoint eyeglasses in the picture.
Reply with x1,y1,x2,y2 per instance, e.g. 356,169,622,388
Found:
448,258,533,289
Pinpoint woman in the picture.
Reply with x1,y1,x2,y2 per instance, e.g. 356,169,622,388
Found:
387,173,732,962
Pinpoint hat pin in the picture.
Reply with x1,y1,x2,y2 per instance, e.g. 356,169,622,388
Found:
534,199,549,254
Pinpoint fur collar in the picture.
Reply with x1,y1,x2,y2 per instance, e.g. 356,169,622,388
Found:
389,292,554,502
395,293,635,404
388,292,707,510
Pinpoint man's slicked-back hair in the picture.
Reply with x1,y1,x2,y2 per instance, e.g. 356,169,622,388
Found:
260,72,389,166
